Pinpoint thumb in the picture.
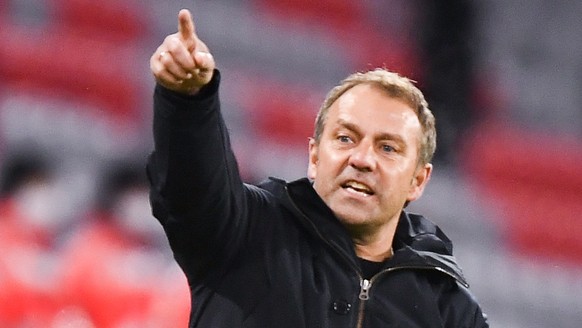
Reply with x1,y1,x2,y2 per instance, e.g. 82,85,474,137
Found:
177,9,197,52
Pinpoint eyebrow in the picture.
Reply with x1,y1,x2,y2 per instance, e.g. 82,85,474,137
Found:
336,119,407,148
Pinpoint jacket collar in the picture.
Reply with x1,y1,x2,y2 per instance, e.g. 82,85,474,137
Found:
261,177,468,286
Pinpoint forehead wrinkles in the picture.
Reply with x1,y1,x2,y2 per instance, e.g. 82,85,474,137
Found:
331,89,422,155
334,85,419,127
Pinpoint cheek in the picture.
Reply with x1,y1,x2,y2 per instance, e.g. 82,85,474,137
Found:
310,143,350,180
381,166,414,191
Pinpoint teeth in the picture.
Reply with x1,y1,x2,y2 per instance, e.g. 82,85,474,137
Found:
345,181,372,194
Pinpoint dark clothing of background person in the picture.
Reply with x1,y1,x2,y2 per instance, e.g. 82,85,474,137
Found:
418,0,477,165
146,71,489,328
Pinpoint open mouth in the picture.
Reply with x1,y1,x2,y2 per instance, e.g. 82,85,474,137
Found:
341,181,374,196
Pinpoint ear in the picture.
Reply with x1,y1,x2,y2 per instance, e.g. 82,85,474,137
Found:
406,163,432,202
307,138,319,180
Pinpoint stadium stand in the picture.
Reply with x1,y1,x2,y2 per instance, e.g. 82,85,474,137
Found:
1,0,581,327
462,122,582,265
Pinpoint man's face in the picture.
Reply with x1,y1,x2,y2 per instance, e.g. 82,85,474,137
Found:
308,83,432,230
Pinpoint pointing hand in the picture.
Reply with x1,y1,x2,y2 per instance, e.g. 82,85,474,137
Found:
150,9,215,94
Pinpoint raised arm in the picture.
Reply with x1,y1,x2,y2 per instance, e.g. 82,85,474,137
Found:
147,10,252,278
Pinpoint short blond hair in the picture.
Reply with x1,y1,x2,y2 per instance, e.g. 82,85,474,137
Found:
314,68,436,167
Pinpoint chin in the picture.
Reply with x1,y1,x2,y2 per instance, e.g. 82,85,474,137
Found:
332,206,372,226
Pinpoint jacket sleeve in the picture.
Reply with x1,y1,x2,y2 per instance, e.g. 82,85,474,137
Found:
146,70,259,279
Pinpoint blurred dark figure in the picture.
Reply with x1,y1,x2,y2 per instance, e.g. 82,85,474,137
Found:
93,160,165,245
0,150,58,247
59,160,189,327
418,0,477,165
0,152,50,197
0,150,64,326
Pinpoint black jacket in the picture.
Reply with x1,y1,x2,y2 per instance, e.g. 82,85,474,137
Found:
147,71,489,328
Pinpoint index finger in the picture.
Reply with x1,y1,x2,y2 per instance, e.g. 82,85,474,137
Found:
178,9,197,51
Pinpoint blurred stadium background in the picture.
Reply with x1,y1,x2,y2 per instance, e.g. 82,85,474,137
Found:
1,0,581,327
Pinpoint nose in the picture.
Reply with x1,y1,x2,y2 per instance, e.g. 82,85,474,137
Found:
348,141,376,172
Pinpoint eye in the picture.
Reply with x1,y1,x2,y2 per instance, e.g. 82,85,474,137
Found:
338,135,352,143
381,144,396,153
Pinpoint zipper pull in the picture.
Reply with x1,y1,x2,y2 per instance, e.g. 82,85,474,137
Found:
359,279,371,300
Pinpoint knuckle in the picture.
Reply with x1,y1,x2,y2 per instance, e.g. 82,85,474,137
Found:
158,53,168,64
163,35,175,44
165,37,181,51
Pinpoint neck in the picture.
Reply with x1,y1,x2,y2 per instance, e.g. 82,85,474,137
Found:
353,237,394,262
347,217,399,262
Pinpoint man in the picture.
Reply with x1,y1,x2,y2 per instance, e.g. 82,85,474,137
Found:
147,9,488,328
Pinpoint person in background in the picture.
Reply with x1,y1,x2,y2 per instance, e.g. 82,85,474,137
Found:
60,161,189,327
418,0,477,165
0,150,61,248
147,9,488,327
0,150,63,326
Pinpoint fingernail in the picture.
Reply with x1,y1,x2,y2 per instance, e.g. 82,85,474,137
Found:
197,51,211,58
186,73,193,79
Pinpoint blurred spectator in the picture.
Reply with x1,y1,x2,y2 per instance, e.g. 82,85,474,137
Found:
59,160,188,327
0,150,64,326
365,0,478,165
0,153,190,326
417,0,477,165
93,160,166,247
0,150,61,247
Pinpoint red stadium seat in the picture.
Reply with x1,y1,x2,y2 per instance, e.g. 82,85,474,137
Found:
462,122,582,265
236,76,320,146
148,266,190,327
0,23,142,126
49,0,150,42
252,0,365,32
251,0,421,80
0,239,62,326
0,200,63,326
60,218,176,327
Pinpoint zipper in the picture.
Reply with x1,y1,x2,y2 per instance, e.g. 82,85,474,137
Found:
368,265,469,290
359,279,371,300
355,264,468,328
356,278,370,328
284,186,469,328
286,186,367,327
